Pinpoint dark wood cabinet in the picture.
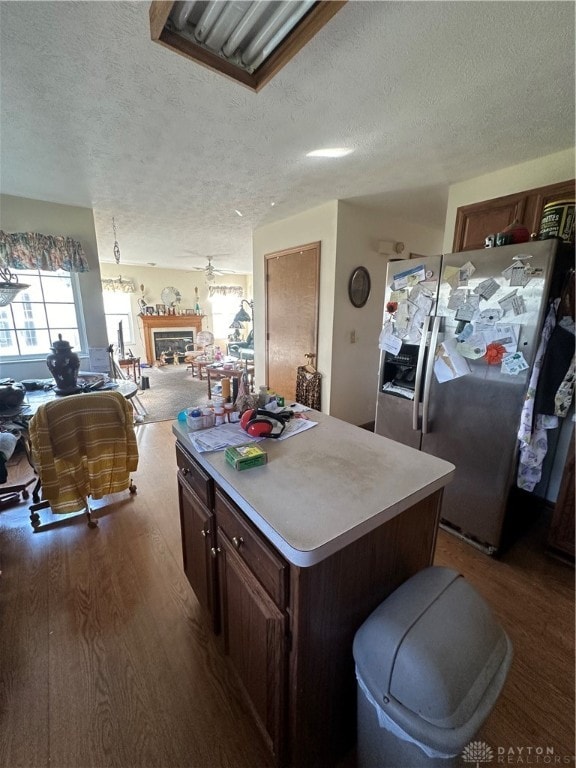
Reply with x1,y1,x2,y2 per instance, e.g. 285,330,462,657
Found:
452,179,575,252
177,444,219,632
175,439,444,767
218,530,287,758
177,444,288,761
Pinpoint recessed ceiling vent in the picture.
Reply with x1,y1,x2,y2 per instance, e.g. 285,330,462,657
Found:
150,0,346,92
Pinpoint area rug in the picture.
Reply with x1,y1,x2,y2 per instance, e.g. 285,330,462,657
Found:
136,364,210,424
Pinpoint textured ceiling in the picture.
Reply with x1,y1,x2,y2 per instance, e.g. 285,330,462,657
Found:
0,1,574,274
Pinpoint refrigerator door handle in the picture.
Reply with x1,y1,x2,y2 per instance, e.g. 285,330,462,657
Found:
422,315,441,434
412,315,430,431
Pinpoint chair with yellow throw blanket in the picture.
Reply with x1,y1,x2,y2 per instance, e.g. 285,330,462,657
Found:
28,390,139,529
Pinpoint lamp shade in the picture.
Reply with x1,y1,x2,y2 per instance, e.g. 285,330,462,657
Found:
233,307,252,323
229,320,244,329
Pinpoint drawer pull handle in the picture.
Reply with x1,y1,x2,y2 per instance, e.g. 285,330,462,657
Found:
210,546,221,558
182,468,189,476
201,529,208,538
232,536,244,550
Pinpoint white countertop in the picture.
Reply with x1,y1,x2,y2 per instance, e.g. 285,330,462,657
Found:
173,412,455,567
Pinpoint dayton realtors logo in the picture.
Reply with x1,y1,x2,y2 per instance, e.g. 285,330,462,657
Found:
462,741,494,767
461,741,575,766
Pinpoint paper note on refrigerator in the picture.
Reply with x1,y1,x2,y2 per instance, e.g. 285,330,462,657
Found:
434,338,471,383
501,351,529,375
392,264,426,290
408,284,434,315
482,323,518,354
447,290,466,310
473,277,501,300
379,323,402,354
498,290,526,316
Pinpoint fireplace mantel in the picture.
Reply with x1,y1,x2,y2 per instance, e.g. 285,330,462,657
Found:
139,314,204,365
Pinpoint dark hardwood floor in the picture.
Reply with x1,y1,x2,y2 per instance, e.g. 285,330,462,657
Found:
1,420,574,767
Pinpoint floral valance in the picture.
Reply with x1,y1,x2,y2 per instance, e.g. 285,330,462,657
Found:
208,285,243,298
0,230,89,272
101,276,136,293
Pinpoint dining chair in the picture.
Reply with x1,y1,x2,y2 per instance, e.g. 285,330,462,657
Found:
28,390,138,529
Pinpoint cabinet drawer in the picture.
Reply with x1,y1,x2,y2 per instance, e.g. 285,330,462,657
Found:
215,489,288,608
175,443,213,509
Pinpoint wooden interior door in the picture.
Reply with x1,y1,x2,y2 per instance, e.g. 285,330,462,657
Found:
265,242,320,403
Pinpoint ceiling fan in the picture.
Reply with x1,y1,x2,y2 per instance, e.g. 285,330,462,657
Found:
191,255,236,282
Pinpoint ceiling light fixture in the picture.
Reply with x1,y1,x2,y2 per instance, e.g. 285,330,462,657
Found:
306,147,354,158
0,266,29,307
235,209,243,217
112,217,121,265
150,0,346,92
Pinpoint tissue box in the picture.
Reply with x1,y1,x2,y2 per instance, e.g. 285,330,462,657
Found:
225,444,268,471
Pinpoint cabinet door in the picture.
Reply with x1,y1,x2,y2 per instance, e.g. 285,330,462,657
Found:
178,475,220,633
453,195,526,251
217,533,287,761
452,179,575,252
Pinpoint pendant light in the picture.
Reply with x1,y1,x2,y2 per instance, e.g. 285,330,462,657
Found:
112,217,121,265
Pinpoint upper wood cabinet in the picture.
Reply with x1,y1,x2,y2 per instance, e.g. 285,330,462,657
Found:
452,179,575,252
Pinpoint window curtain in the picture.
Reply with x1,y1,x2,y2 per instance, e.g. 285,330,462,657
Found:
0,230,89,272
208,285,243,298
101,276,136,293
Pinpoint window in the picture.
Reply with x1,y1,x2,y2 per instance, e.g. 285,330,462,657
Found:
209,293,245,341
102,291,134,348
0,268,82,359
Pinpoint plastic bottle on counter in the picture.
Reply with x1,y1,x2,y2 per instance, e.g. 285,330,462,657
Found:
221,377,231,402
258,386,270,407
214,405,225,426
202,407,215,428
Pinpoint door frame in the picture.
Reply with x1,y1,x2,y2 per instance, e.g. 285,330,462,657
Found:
264,242,321,394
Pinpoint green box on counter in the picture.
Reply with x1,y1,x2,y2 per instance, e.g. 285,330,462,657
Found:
225,443,268,471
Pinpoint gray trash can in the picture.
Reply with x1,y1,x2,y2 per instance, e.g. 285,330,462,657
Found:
353,566,513,768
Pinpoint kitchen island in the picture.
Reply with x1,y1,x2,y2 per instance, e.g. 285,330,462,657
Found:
173,412,454,767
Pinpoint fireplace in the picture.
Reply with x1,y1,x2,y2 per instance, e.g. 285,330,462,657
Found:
139,314,204,365
153,331,194,363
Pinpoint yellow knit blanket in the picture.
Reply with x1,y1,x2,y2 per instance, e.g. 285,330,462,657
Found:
29,390,139,514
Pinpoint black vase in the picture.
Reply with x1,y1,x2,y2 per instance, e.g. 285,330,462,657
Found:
46,334,80,395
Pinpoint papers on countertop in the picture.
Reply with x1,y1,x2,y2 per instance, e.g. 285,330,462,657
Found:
190,423,264,452
188,411,318,452
277,416,317,440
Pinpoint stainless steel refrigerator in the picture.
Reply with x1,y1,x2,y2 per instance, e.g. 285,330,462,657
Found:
375,239,565,554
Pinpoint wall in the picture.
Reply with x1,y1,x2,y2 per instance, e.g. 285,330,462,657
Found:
442,148,575,251
332,202,444,424
253,201,338,410
99,263,250,360
252,200,444,424
0,194,108,380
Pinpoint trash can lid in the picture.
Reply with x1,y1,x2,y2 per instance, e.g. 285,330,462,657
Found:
353,567,512,749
